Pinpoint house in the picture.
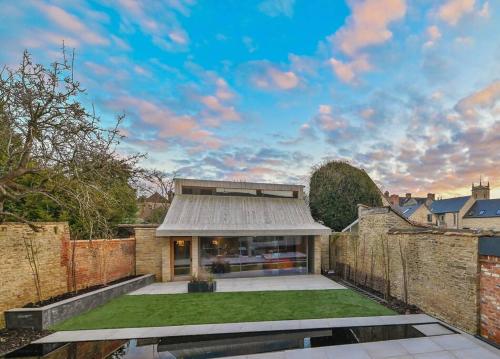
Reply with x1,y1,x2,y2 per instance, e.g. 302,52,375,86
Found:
463,198,500,231
384,192,435,224
137,192,170,222
429,182,491,229
154,178,331,281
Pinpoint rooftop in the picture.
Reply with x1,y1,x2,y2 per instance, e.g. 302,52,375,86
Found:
156,193,331,237
430,196,471,214
464,199,500,218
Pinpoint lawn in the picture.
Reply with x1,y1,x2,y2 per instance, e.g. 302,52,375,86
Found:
54,289,395,330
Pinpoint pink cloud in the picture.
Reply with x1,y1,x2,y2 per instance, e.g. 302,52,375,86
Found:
437,0,475,25
455,80,500,118
111,96,222,150
215,78,236,100
333,0,406,56
423,25,442,48
201,95,241,121
329,55,372,84
252,64,299,90
38,3,108,45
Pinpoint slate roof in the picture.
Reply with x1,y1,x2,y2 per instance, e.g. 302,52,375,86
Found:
397,204,422,219
145,192,167,203
430,196,470,214
464,199,500,218
398,197,427,207
156,194,331,237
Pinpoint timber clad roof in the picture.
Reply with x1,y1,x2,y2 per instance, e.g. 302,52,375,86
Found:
430,196,470,214
156,194,331,236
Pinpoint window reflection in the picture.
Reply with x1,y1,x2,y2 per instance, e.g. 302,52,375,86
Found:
199,236,310,277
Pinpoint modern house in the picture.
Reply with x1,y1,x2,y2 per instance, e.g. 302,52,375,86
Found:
140,178,331,281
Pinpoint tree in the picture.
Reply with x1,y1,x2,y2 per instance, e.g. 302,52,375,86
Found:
0,49,142,238
309,161,382,231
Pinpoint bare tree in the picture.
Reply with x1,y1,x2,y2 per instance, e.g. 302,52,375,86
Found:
0,49,142,233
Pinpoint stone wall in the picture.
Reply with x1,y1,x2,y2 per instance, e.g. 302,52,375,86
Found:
480,255,500,344
0,223,69,327
463,217,500,231
135,228,168,281
330,208,481,334
0,223,136,328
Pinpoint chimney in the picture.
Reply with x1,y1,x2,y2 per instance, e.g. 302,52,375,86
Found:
427,193,435,201
405,193,411,199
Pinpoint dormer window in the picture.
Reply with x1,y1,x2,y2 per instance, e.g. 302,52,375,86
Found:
496,209,500,215
479,210,486,215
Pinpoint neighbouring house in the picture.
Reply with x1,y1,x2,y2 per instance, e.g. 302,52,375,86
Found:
463,198,500,231
137,178,331,282
384,181,500,230
137,192,170,223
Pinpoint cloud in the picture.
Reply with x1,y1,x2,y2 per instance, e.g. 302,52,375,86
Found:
423,25,442,48
329,56,372,84
115,0,192,52
437,0,475,25
38,3,109,45
258,0,295,17
110,96,222,151
333,0,406,56
242,36,257,53
251,63,299,90
215,78,236,100
200,96,241,122
454,80,500,118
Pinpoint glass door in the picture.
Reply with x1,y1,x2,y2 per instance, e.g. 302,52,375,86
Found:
173,239,191,278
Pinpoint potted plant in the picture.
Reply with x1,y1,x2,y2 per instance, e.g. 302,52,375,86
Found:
188,269,216,293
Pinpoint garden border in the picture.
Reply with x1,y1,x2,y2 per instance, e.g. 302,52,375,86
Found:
4,274,154,330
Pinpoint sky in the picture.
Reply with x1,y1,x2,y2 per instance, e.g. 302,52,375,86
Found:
1,0,499,199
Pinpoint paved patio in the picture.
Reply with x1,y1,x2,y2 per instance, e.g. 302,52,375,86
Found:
34,314,500,358
128,274,345,295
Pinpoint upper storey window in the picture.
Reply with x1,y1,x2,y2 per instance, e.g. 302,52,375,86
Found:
181,186,298,198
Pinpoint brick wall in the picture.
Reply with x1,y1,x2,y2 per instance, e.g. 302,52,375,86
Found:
330,208,481,334
66,238,136,290
0,223,135,327
480,255,500,344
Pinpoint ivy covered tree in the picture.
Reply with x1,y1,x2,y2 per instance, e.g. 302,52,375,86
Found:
0,49,141,238
309,161,382,231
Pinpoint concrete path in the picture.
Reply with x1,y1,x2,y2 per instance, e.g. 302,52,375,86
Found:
128,274,345,295
35,314,434,343
226,334,500,358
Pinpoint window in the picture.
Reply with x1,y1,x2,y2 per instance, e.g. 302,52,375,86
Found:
427,214,433,222
479,210,486,215
453,213,457,225
199,236,310,277
496,209,500,215
403,208,410,214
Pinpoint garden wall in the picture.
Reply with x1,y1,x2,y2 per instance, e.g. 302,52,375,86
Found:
0,222,135,327
330,207,481,334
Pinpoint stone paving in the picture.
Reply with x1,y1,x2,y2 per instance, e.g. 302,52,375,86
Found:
35,314,434,343
34,313,500,358
226,334,500,358
128,274,345,295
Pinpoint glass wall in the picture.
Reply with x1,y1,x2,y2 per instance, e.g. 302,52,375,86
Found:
199,236,311,278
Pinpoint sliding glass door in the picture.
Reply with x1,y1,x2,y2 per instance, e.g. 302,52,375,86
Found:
199,236,310,278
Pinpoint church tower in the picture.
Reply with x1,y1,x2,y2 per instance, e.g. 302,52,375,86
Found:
472,178,490,200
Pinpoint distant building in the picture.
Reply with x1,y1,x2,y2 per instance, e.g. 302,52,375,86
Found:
137,192,170,223
383,180,500,231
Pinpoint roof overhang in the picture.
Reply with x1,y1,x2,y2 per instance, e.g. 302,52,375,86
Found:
156,194,331,237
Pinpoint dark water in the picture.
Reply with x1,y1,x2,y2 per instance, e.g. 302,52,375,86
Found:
3,323,449,359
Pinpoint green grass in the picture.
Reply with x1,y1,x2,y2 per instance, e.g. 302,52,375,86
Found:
53,289,395,331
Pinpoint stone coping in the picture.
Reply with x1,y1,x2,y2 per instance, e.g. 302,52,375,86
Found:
7,275,154,312
35,314,435,343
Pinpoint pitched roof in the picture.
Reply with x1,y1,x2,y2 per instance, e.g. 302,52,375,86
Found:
396,204,422,219
464,199,500,218
430,196,470,214
398,197,427,207
156,194,331,237
145,192,167,203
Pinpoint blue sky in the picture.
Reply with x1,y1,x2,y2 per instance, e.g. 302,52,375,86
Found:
1,0,499,198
